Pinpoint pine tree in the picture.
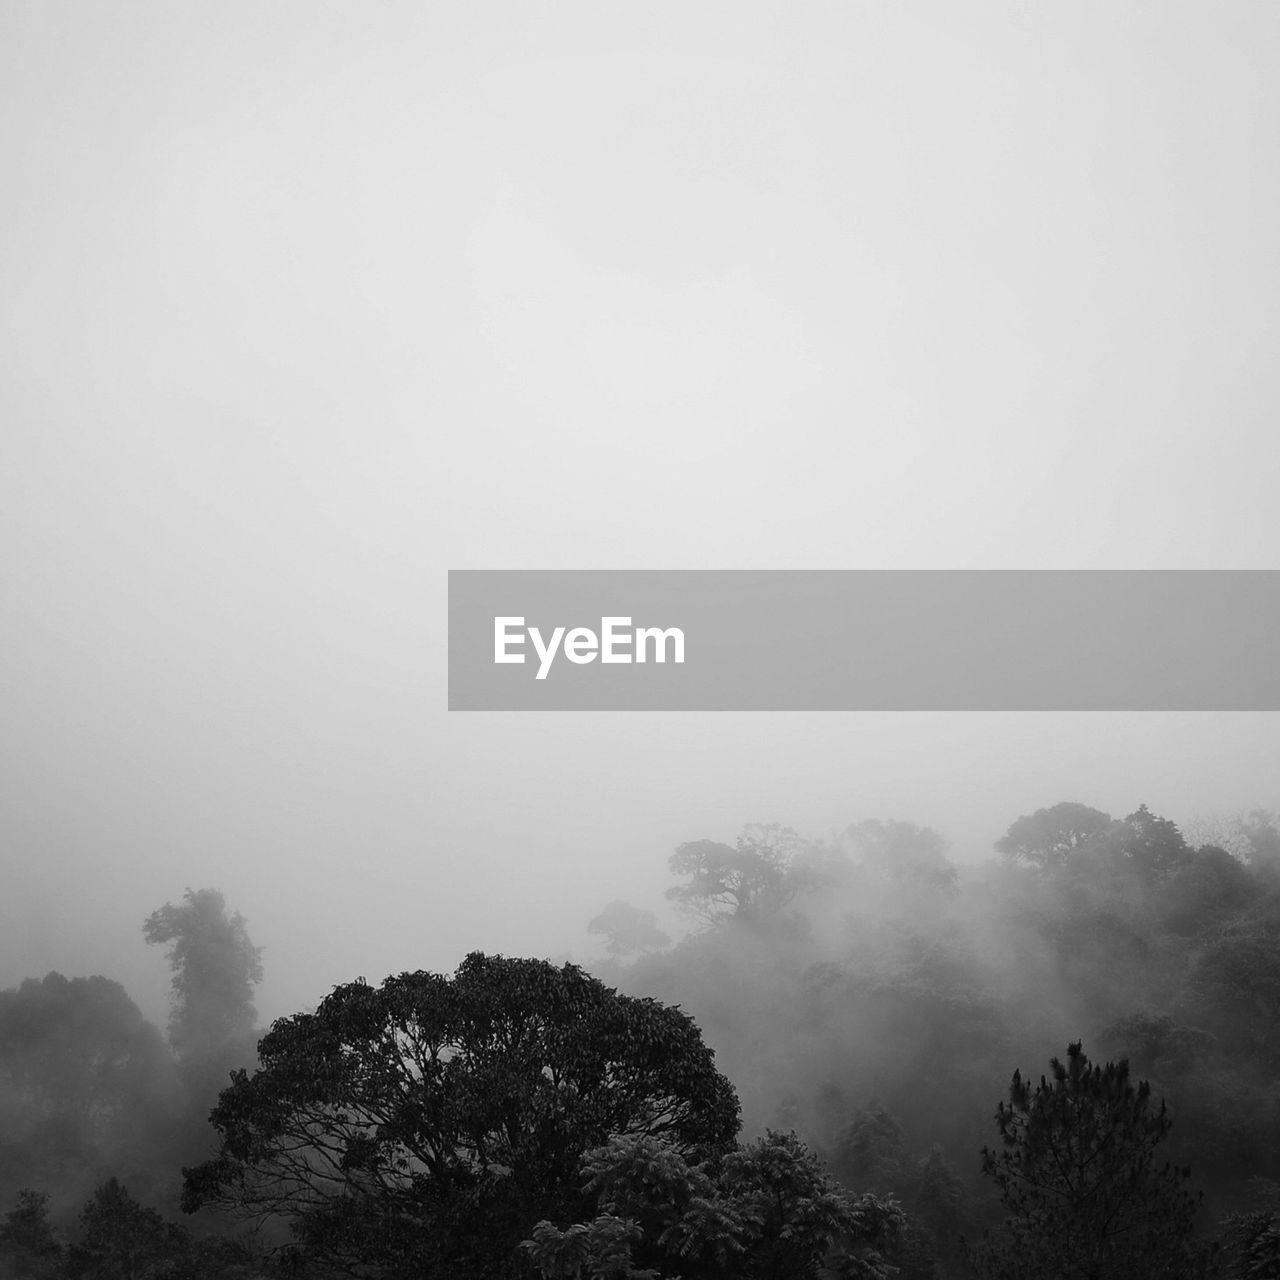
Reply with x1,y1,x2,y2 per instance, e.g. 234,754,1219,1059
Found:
971,1042,1210,1280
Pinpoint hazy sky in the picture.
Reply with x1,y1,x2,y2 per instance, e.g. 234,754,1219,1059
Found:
2,2,1278,1026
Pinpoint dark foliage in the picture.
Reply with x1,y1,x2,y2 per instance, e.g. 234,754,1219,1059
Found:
66,1178,184,1280
0,975,181,1214
182,952,740,1278
971,1042,1208,1280
0,1188,61,1278
523,1130,905,1280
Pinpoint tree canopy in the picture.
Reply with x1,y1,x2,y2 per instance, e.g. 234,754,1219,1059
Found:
994,802,1113,869
66,1178,185,1280
0,973,180,1209
0,973,174,1128
666,825,814,926
182,952,741,1279
0,1188,61,1279
523,1131,905,1280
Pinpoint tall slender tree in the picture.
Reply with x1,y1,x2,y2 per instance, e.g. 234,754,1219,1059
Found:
143,889,262,1101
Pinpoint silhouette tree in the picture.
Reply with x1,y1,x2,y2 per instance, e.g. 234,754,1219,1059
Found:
183,953,740,1279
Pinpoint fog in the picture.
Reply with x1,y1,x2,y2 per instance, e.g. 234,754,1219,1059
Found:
2,5,1279,1275
3,710,1278,1030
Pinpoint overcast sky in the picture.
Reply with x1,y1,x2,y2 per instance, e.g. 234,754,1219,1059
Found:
2,2,1278,1026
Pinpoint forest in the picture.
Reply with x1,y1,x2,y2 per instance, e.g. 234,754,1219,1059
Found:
3,802,1280,1279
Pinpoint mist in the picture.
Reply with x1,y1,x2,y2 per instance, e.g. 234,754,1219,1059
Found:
3,3,1279,1277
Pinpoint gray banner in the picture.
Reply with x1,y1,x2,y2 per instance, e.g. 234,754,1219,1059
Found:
448,571,1280,710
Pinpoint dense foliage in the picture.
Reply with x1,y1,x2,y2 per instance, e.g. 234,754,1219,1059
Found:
0,974,182,1218
182,952,740,1278
524,1131,905,1280
970,1042,1207,1279
4,803,1280,1278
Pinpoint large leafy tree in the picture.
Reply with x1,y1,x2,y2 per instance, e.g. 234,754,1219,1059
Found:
182,952,740,1279
994,802,1113,870
972,1042,1208,1280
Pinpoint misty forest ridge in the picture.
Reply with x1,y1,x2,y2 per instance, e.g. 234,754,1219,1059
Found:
3,804,1280,1278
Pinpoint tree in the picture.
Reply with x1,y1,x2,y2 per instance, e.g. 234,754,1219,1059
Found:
831,1105,908,1193
972,1042,1207,1280
1234,810,1280,871
144,890,263,1061
0,973,180,1205
720,1131,903,1280
1155,843,1256,936
994,803,1113,870
588,902,670,960
1116,805,1188,881
910,1145,962,1261
666,825,812,926
1096,1013,1214,1078
0,973,176,1127
182,953,741,1279
524,1132,904,1280
67,1178,188,1280
522,1215,658,1280
1185,810,1280,872
143,890,263,1104
1189,916,1280,1067
1221,1211,1280,1280
0,1188,61,1278
841,819,957,892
